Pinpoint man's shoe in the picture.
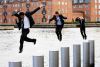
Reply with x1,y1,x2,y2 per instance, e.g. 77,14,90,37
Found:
59,39,62,41
84,36,87,40
34,39,36,45
19,49,23,53
59,37,62,41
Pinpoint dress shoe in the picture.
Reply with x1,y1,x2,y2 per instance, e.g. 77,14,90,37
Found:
34,39,36,45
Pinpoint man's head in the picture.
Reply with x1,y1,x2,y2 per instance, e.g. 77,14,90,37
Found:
19,12,24,19
55,11,59,16
75,17,80,22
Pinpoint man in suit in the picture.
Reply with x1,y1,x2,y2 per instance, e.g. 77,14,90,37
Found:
12,5,43,53
75,17,87,39
48,11,67,41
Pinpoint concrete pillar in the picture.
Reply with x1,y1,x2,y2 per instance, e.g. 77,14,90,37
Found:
49,51,59,67
9,62,22,67
73,45,81,67
89,40,95,67
83,42,90,67
33,56,44,67
61,47,70,67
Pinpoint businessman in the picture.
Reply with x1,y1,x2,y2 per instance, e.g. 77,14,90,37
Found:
12,5,43,53
75,17,87,39
48,11,67,41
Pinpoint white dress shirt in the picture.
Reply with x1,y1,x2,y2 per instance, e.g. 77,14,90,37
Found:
23,16,30,29
56,16,62,25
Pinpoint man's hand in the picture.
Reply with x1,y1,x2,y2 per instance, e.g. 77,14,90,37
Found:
40,4,43,8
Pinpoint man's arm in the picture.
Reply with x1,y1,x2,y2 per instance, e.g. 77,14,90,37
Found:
61,15,67,19
30,5,43,15
12,11,20,17
49,15,55,23
30,7,41,15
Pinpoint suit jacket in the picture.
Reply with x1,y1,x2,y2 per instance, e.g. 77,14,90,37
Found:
13,11,22,30
13,7,41,30
80,19,85,29
49,15,67,27
75,18,85,29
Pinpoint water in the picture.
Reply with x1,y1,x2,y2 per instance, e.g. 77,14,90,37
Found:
0,28,100,67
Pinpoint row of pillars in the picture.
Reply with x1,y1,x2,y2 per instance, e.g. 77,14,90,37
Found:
9,40,95,67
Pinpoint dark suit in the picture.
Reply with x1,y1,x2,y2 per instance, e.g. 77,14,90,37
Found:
49,15,67,41
25,7,40,27
13,7,41,53
13,7,41,29
76,18,87,39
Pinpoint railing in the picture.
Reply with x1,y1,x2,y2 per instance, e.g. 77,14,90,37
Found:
8,40,95,67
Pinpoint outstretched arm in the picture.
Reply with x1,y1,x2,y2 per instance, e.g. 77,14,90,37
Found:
49,15,55,23
61,15,67,19
12,11,20,17
30,5,43,15
30,7,41,15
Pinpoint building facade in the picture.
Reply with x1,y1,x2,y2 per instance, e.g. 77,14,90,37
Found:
72,0,100,22
0,0,99,25
0,0,73,25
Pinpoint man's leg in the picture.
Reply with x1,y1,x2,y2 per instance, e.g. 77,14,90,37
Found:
56,27,60,40
24,37,36,44
59,26,63,41
80,28,84,39
83,28,87,39
24,29,36,44
19,35,24,53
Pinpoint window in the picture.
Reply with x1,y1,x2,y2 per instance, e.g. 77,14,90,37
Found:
14,4,18,7
85,0,89,3
0,5,2,8
98,5,100,9
85,5,89,8
9,0,14,2
13,4,14,7
97,17,100,21
62,2,64,5
22,3,24,7
17,0,21,2
32,0,38,2
73,6,76,8
73,0,78,3
65,2,67,5
79,0,84,3
79,5,83,8
95,5,97,9
99,11,100,15
61,9,64,13
95,0,97,3
58,1,61,5
85,10,89,15
98,0,100,3
48,1,52,6
97,10,100,15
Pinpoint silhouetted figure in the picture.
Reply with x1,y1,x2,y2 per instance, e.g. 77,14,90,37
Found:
3,11,7,23
75,17,87,40
12,5,43,53
49,11,67,41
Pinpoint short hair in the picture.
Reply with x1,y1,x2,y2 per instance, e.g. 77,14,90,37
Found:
55,11,59,14
19,12,24,15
